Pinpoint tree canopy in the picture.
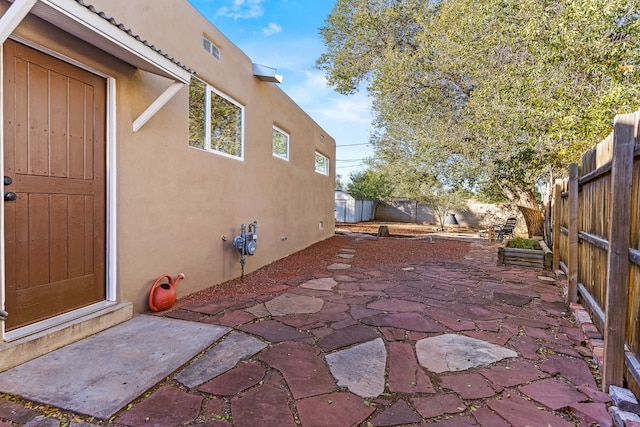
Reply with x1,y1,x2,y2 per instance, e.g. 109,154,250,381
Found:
318,0,640,235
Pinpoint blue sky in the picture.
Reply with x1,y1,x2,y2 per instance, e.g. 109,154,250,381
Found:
187,0,374,184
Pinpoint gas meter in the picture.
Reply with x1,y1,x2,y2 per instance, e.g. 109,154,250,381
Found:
233,221,258,279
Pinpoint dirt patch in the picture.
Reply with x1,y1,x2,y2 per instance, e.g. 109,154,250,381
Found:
184,233,471,303
335,221,435,237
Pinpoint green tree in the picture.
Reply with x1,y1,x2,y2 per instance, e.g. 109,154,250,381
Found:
416,183,468,231
346,169,393,201
318,0,640,236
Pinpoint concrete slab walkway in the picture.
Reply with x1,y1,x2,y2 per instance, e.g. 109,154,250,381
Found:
0,237,613,426
0,316,229,419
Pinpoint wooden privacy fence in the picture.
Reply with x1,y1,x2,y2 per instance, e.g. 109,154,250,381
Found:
552,111,640,393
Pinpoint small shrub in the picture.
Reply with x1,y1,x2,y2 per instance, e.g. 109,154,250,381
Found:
507,237,540,250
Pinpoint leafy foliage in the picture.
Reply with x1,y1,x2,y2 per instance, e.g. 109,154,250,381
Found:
346,169,394,201
318,0,640,234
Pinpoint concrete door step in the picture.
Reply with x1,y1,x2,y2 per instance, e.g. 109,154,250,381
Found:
0,301,134,372
0,315,231,419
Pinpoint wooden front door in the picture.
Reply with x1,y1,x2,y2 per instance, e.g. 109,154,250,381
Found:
3,40,107,331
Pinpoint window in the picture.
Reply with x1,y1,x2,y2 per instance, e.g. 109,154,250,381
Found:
272,126,289,160
202,36,220,60
189,77,244,159
315,152,329,176
320,135,325,143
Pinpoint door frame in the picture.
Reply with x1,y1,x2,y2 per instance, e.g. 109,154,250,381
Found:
1,36,118,342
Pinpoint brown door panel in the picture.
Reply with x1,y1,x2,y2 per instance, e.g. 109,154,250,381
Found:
3,40,107,331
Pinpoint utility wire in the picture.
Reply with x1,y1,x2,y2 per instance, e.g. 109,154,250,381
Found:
336,163,365,169
336,142,371,147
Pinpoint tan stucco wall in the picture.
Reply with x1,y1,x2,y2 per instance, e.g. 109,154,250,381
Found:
4,0,335,313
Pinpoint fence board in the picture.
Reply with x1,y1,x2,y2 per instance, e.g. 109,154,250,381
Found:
553,180,562,272
602,112,635,390
568,164,579,304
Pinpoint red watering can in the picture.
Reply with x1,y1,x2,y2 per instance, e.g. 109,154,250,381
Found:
148,273,184,312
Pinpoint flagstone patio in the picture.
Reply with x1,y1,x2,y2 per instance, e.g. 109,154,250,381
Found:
0,235,614,426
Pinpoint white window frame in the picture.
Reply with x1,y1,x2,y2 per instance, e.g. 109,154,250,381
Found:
190,77,245,161
272,126,289,161
315,151,329,176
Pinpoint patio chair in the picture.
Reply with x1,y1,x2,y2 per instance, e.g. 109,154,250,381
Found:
494,217,517,241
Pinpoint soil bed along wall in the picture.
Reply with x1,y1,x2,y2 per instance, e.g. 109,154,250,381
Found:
335,221,436,237
182,234,471,303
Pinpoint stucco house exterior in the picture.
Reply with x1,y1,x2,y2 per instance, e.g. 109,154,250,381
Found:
0,0,335,369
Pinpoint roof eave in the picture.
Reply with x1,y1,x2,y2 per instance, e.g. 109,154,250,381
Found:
13,0,192,83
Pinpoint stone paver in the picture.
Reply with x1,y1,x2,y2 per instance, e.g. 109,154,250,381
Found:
363,312,445,333
317,324,379,351
367,298,425,313
265,293,324,316
412,394,466,419
540,354,598,388
326,338,386,398
481,360,547,387
301,277,339,290
175,331,266,389
416,334,517,373
388,342,435,393
519,378,589,410
198,361,266,395
0,399,38,424
370,400,421,426
115,386,202,427
472,407,511,427
237,319,309,342
440,373,498,399
0,237,613,427
259,341,336,399
231,383,296,427
327,263,351,270
296,392,375,427
488,393,575,427
24,417,59,427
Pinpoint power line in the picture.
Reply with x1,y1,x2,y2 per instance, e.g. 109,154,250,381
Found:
336,142,372,147
336,159,364,162
336,163,365,169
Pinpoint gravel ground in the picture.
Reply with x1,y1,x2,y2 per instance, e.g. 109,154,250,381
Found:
183,230,471,303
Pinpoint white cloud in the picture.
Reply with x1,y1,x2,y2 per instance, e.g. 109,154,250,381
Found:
286,71,372,124
217,0,264,19
317,95,372,125
263,22,282,36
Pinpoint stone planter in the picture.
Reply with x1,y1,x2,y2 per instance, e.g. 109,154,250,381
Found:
497,240,552,271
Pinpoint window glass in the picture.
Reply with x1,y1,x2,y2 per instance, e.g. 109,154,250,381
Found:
189,77,244,159
188,78,206,149
209,90,243,158
315,152,329,176
272,127,289,160
202,36,220,60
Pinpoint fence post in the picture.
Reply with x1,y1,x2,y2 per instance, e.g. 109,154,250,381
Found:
602,112,636,391
552,179,562,273
567,163,579,305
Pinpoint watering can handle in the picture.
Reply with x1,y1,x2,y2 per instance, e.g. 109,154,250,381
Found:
148,274,173,312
